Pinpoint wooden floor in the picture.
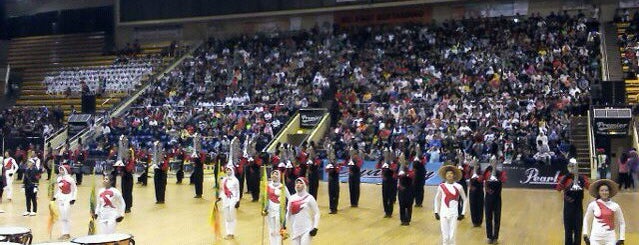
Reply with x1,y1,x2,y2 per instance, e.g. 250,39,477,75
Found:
0,176,637,245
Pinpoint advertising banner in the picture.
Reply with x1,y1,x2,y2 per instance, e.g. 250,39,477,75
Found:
299,109,325,128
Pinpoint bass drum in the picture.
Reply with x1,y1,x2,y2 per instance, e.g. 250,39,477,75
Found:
71,233,135,245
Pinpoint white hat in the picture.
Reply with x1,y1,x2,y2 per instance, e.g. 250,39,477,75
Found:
278,162,286,168
248,157,254,162
113,160,125,167
285,161,293,168
325,163,334,169
381,163,389,168
306,160,313,165
348,160,354,166
569,158,577,164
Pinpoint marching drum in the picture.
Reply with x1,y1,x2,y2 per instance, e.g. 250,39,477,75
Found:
0,242,23,245
71,234,134,245
34,242,75,245
0,227,32,245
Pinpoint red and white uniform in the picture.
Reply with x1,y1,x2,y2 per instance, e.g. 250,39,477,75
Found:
55,165,77,235
583,199,625,245
3,156,18,200
221,167,240,236
265,175,288,245
286,178,320,245
434,182,468,245
95,187,125,234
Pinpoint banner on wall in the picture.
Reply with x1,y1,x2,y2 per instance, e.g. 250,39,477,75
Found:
593,118,631,136
299,108,325,128
620,0,639,8
321,160,443,186
502,165,561,189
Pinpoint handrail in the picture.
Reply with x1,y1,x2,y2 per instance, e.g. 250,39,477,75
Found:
264,112,300,153
587,110,597,180
600,22,610,82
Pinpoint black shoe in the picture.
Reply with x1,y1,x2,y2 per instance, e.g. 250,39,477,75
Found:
251,199,258,202
351,205,358,208
156,201,165,204
384,214,391,218
125,209,131,213
194,195,202,198
473,224,481,227
401,222,409,226
415,204,422,208
329,210,337,214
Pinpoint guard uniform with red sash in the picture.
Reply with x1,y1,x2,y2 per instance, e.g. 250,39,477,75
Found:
348,156,363,207
483,166,507,243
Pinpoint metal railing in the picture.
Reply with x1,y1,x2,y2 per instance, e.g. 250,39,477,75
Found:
587,110,597,180
600,22,610,82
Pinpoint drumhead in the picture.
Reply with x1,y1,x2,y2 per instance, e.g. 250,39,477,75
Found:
0,242,23,245
71,234,132,244
35,242,76,245
0,227,30,235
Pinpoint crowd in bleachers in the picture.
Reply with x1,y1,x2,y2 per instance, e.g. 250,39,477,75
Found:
616,9,639,78
323,12,599,166
0,106,65,138
44,56,162,95
90,32,334,155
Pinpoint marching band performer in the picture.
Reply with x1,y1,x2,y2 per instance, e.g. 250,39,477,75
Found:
73,140,88,185
94,175,125,234
434,165,467,245
286,177,320,245
54,164,77,240
468,158,484,227
307,157,321,200
22,159,41,216
121,148,135,213
483,156,507,244
457,152,470,217
413,144,426,208
397,164,414,226
325,158,340,214
348,149,362,208
220,166,240,240
582,179,625,245
263,170,289,245
3,151,18,201
379,154,398,218
192,150,205,199
152,141,167,204
556,158,589,245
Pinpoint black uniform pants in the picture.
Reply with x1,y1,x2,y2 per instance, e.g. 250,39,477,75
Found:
382,182,396,215
348,177,360,206
469,181,484,226
122,173,133,211
485,195,501,240
154,170,167,202
25,186,37,212
563,206,583,245
328,180,339,212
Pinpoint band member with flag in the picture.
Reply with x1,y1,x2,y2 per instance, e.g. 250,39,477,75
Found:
397,164,414,226
434,165,467,245
582,179,625,245
556,158,589,245
483,156,507,244
54,164,77,240
285,160,297,195
468,158,484,227
263,170,289,245
152,141,167,204
94,175,125,235
221,166,240,240
286,177,320,245
3,151,18,201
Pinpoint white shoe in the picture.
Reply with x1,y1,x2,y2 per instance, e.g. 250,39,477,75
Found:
29,212,36,216
0,209,5,213
22,211,30,216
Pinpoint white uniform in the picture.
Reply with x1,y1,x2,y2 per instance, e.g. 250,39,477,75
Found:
265,181,288,245
55,166,78,235
434,182,468,245
286,180,320,245
583,199,625,245
221,168,240,236
3,157,18,200
95,187,125,234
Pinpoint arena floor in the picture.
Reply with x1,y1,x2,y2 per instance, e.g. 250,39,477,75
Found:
0,176,637,245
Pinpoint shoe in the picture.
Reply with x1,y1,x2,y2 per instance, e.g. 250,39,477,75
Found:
329,210,337,214
22,211,30,216
125,209,131,213
156,201,165,204
224,235,234,240
473,224,481,227
384,214,391,218
194,195,202,198
415,204,423,208
29,212,36,216
351,205,358,208
58,234,71,240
